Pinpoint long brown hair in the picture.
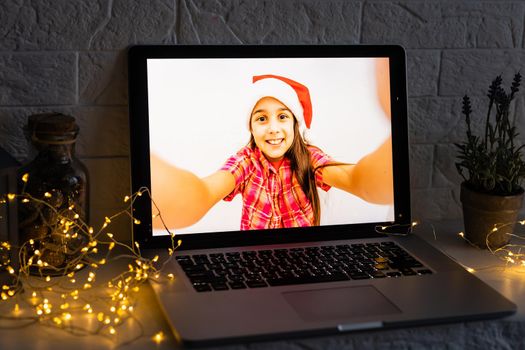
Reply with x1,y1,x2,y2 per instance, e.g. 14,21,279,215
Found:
249,119,322,225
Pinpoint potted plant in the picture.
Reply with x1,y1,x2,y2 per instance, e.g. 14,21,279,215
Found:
455,72,525,249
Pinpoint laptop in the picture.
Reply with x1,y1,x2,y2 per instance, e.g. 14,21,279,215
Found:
127,45,516,347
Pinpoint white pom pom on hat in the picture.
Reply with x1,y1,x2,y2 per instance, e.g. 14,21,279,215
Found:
248,74,313,130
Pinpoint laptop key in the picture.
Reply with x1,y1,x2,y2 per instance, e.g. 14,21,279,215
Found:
348,273,371,280
246,280,268,288
267,273,349,286
370,271,387,278
211,282,229,291
193,283,212,292
386,272,402,277
400,269,417,276
229,281,247,289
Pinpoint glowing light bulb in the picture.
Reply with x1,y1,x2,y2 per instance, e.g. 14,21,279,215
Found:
152,331,165,344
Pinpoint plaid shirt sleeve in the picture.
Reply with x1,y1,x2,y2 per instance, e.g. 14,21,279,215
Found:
219,147,253,201
308,146,333,192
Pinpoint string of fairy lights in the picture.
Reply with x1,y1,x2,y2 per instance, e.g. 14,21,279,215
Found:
1,173,525,346
0,174,179,346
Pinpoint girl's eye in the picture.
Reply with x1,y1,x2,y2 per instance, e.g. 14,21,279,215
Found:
256,115,266,122
279,114,289,120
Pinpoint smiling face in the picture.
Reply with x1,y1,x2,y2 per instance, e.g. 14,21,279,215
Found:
249,96,295,162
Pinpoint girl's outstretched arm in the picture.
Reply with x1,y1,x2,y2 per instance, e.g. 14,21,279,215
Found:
150,154,235,229
321,137,393,205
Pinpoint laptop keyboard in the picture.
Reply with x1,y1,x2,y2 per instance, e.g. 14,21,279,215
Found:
176,242,432,292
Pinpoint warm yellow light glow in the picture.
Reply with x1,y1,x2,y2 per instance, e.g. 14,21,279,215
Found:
22,173,29,183
152,331,165,344
124,195,130,202
466,267,475,273
13,304,20,315
458,232,465,238
0,187,183,346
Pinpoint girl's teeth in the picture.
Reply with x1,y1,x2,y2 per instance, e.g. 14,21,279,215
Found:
268,139,282,145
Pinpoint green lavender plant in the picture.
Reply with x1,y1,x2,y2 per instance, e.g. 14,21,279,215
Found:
455,72,525,195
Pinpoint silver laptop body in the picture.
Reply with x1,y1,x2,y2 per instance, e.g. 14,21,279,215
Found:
127,45,516,346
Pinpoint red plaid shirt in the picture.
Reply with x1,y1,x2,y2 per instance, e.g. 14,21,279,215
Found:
221,146,332,230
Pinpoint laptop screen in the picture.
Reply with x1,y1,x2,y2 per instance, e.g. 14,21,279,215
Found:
128,46,410,247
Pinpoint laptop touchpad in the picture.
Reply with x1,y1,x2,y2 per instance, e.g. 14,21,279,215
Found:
282,286,401,321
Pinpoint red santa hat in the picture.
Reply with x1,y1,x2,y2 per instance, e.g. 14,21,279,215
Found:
248,74,313,130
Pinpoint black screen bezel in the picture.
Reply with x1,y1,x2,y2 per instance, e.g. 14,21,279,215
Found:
127,45,410,250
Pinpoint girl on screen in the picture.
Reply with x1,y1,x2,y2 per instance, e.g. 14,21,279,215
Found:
151,74,393,230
